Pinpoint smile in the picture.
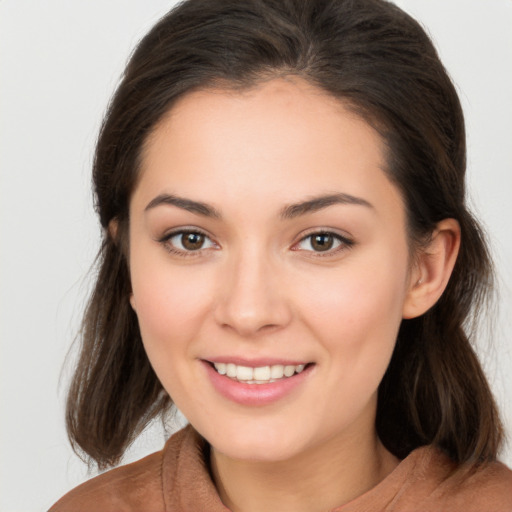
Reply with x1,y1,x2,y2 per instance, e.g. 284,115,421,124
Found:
203,360,314,406
213,362,306,384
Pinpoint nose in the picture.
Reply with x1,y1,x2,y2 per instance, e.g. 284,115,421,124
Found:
213,247,292,337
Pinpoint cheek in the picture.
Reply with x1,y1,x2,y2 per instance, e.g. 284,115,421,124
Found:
135,278,198,340
129,252,214,362
298,247,409,371
294,249,409,433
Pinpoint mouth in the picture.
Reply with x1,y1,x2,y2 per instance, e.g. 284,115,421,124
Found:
202,359,314,405
209,361,310,384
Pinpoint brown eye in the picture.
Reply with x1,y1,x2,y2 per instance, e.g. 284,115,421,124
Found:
164,230,216,253
181,232,205,250
295,231,352,254
310,233,334,251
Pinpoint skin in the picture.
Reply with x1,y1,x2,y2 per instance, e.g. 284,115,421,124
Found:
126,78,460,512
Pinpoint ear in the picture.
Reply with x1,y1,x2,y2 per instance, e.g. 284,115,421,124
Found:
402,218,461,319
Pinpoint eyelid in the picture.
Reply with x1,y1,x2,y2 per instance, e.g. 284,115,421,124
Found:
158,225,212,241
158,226,219,256
291,228,354,255
156,226,354,257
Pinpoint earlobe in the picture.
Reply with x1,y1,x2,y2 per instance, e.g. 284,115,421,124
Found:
130,293,137,312
402,218,461,319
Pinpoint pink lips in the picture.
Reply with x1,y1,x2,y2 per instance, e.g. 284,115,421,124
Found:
201,360,313,406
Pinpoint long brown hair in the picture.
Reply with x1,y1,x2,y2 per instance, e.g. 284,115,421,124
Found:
66,0,503,469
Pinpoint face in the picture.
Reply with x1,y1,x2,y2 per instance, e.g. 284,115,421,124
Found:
128,78,415,462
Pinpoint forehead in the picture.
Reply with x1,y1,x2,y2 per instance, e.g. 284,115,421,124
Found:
134,78,403,221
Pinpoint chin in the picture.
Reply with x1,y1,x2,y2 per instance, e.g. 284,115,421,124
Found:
198,419,307,462
215,437,300,462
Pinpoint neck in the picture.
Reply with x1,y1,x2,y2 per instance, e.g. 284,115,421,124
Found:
210,420,399,512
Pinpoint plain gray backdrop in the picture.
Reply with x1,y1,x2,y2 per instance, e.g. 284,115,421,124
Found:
1,1,511,510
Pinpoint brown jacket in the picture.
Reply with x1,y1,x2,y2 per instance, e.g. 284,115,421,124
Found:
50,425,512,511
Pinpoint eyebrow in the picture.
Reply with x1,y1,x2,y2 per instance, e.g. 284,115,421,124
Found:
280,193,373,219
144,192,373,220
144,193,222,218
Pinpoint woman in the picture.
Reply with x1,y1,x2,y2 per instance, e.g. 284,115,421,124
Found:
50,0,512,510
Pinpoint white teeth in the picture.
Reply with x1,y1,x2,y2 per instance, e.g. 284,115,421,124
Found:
270,365,284,379
284,365,295,377
253,366,271,380
226,363,237,378
213,362,307,383
236,365,254,381
215,362,227,375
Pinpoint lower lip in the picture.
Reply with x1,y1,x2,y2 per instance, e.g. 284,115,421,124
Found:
202,361,313,406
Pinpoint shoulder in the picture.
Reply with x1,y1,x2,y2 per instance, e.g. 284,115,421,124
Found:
49,428,192,512
433,457,512,510
48,450,164,512
400,447,512,511
344,445,512,512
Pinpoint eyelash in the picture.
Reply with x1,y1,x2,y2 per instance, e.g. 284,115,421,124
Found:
292,230,354,257
158,229,354,258
158,228,217,258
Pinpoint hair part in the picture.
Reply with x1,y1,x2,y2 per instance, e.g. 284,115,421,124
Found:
66,0,503,469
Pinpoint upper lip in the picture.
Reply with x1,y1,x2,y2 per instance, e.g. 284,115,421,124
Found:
203,357,311,367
